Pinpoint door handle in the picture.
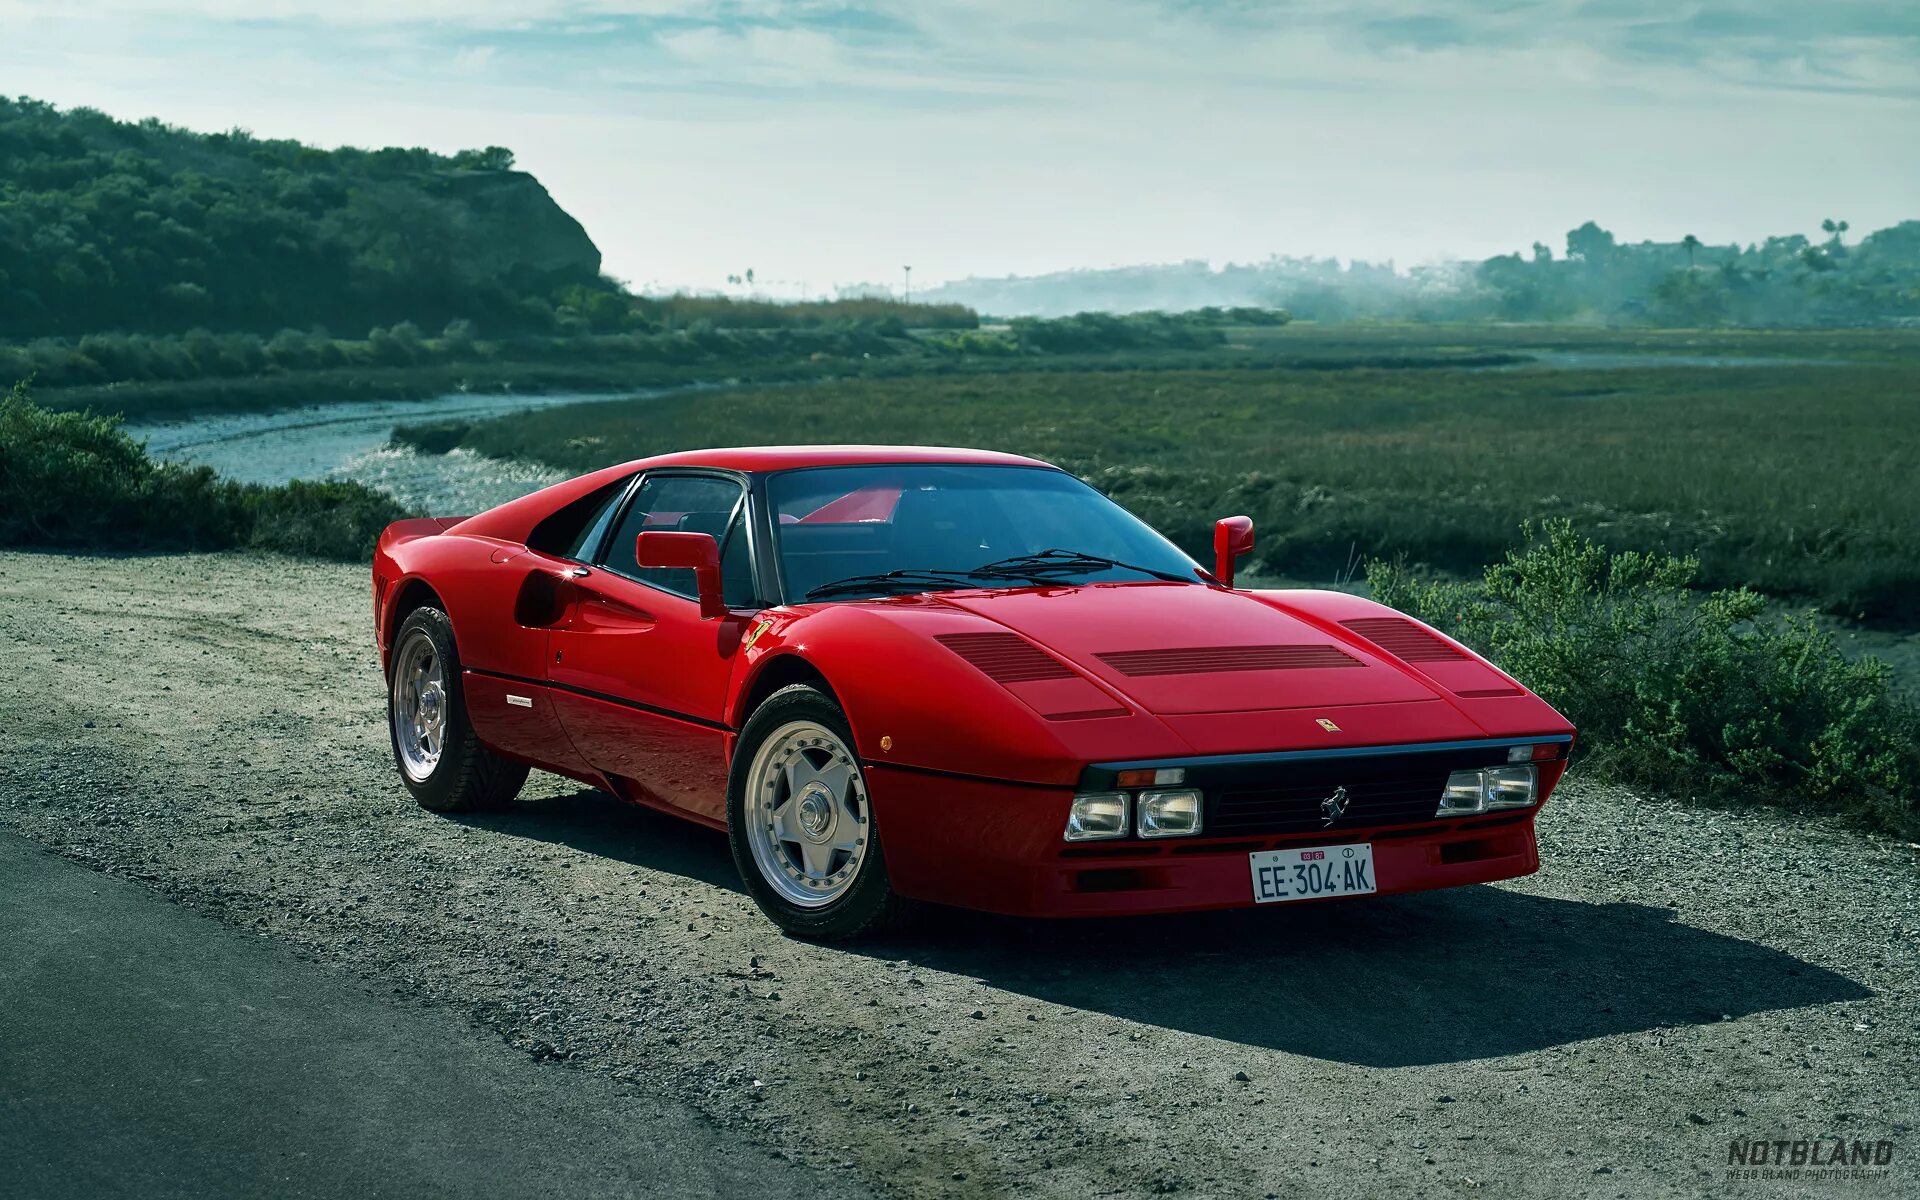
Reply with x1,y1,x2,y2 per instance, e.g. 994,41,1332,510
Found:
567,567,592,578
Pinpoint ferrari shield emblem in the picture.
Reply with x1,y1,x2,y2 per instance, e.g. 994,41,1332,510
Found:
1316,718,1341,732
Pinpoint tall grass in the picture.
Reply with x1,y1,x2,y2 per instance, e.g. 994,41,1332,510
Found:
418,363,1920,621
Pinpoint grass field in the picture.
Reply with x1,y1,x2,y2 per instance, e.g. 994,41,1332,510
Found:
1221,323,1920,362
406,347,1920,623
29,321,1920,422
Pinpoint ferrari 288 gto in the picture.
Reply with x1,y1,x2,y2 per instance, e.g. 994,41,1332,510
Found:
372,446,1575,939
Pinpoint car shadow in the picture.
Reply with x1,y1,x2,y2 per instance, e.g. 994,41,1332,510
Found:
863,892,1872,1068
459,786,745,893
469,787,1871,1069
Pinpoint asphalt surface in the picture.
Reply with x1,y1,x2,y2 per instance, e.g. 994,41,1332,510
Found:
0,833,863,1200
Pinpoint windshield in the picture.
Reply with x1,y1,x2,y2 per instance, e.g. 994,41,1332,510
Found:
767,464,1204,602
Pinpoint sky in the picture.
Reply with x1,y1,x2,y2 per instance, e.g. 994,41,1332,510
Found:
5,1,1917,295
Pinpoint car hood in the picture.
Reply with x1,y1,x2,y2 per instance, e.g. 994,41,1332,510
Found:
931,582,1449,716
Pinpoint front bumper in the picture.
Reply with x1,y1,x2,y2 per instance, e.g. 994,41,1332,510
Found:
866,764,1547,918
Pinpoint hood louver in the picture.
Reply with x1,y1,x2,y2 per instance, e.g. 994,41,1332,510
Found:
1340,617,1466,662
1095,645,1361,677
934,632,1074,683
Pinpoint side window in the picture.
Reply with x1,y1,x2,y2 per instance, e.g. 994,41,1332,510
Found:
602,473,751,602
526,475,634,561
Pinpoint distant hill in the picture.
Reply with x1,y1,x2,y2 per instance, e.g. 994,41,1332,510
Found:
921,219,1920,327
0,97,605,338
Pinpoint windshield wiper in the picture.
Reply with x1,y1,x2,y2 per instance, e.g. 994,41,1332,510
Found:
803,550,1187,602
970,548,1197,584
803,569,990,601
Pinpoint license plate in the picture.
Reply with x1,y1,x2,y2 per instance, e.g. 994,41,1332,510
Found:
1249,843,1377,904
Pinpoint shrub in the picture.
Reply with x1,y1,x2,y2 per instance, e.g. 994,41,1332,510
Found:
242,479,412,559
1369,520,1920,836
1007,311,1228,354
390,420,471,455
0,380,408,561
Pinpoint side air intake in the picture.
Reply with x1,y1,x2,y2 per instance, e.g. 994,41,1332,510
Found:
1095,645,1361,677
934,632,1074,683
1340,617,1467,662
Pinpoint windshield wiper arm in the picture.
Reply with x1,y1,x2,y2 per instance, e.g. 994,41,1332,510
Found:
804,551,1179,601
803,569,985,601
971,548,1197,584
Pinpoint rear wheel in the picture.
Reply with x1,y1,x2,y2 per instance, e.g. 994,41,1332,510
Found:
728,684,915,940
388,606,528,813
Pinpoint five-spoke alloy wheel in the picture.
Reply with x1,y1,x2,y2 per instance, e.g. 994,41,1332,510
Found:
386,606,528,813
728,684,914,939
743,719,872,906
391,626,448,783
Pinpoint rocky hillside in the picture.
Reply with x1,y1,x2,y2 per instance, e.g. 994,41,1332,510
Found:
0,97,605,338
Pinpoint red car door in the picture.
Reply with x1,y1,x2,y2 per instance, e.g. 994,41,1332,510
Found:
546,470,757,824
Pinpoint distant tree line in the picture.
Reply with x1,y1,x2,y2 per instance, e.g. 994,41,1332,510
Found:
0,319,920,390
925,221,1920,327
4,303,1289,389
1472,219,1920,326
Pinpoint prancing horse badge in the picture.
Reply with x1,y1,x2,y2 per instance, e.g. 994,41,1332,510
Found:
1316,718,1341,732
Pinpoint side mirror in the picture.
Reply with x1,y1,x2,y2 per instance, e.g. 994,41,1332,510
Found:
1213,516,1255,589
637,531,725,620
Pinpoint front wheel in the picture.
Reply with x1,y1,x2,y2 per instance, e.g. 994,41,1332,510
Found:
728,684,916,940
388,606,528,813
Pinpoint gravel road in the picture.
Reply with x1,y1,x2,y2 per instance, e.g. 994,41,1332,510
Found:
1,549,1915,1198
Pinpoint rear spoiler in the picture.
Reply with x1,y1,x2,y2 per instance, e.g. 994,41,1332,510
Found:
378,516,469,547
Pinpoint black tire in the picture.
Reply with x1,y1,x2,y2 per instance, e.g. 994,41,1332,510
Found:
727,684,918,940
387,606,529,814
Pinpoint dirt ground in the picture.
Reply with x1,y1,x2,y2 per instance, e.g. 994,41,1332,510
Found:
2,549,1915,1198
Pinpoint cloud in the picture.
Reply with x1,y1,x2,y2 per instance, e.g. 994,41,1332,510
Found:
9,1,1916,102
6,0,1914,297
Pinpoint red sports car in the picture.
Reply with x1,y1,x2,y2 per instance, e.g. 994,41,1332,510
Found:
372,446,1574,939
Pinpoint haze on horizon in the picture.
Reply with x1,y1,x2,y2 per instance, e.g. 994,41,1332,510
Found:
6,1,1917,297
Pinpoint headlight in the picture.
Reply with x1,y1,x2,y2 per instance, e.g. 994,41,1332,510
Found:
1136,788,1203,838
1064,792,1129,841
1439,769,1488,815
1437,765,1538,817
1484,765,1537,809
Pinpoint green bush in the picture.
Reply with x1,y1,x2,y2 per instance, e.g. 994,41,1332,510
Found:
1369,520,1920,836
1008,311,1228,354
243,479,412,559
391,420,472,455
0,380,409,560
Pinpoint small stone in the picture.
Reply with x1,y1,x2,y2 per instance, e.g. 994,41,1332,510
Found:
1233,1071,1251,1082
969,1009,985,1020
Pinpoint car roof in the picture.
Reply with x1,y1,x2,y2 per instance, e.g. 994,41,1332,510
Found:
625,445,1058,473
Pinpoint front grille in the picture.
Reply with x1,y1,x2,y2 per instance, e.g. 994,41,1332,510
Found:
1207,746,1507,837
